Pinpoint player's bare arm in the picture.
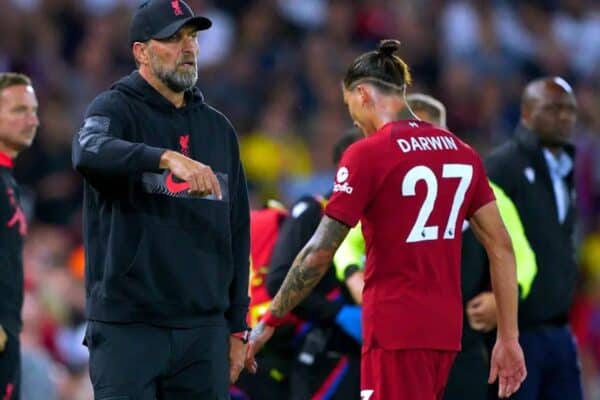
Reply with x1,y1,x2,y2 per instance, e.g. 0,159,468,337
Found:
270,215,349,318
246,216,349,372
470,201,526,398
470,201,518,340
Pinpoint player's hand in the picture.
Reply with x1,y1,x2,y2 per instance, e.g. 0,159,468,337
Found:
244,321,274,374
0,325,6,353
228,335,247,384
159,150,222,199
345,270,364,305
466,291,497,332
489,337,527,398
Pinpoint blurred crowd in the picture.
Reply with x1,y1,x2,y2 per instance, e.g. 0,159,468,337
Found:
1,0,599,398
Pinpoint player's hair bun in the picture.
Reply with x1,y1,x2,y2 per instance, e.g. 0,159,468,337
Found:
378,39,402,57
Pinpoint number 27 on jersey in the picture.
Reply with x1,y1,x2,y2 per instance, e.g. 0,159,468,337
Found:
402,163,473,243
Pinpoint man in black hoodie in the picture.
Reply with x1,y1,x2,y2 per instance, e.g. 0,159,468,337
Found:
72,1,250,399
0,73,39,400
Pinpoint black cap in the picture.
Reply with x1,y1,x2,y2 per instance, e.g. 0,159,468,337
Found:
130,0,212,44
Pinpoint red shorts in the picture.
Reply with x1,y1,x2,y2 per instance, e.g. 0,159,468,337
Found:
361,347,457,400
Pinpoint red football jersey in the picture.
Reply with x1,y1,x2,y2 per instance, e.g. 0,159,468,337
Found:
326,120,495,351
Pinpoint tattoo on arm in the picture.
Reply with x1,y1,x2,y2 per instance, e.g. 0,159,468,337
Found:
270,216,350,317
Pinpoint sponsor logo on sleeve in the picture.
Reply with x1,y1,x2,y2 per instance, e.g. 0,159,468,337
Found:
333,166,353,194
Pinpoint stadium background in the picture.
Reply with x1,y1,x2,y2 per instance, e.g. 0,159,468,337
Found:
1,0,599,398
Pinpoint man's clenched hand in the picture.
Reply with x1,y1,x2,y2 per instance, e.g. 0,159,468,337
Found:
160,150,222,199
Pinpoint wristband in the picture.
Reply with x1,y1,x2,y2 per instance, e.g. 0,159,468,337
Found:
344,264,360,281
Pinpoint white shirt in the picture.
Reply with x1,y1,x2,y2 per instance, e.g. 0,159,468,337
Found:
543,149,573,223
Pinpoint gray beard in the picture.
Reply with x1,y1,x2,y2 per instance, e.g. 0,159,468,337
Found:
149,54,198,93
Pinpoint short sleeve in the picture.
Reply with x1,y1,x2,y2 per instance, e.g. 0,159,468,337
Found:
466,155,496,218
325,141,375,227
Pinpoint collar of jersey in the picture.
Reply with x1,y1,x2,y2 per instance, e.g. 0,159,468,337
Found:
378,119,431,134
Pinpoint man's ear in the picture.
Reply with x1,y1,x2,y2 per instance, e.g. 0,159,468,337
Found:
132,42,149,66
520,103,533,128
357,85,372,108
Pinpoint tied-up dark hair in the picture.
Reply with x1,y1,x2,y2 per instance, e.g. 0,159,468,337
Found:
343,39,411,94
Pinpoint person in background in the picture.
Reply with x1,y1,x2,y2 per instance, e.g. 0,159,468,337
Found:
463,77,583,400
0,72,39,400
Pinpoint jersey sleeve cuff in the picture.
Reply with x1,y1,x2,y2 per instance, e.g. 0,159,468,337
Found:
468,196,496,219
324,208,357,228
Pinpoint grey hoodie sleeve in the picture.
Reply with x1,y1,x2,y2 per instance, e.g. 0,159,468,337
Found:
72,91,166,177
225,126,251,333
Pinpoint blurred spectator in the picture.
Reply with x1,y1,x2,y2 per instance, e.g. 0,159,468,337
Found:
0,72,39,400
552,1,600,79
20,292,59,400
572,216,600,400
574,83,600,232
277,0,327,30
240,86,312,204
195,0,236,68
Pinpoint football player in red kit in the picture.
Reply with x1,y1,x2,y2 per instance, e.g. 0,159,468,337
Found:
247,40,526,400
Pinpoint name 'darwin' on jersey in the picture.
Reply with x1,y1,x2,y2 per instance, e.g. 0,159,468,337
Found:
396,135,458,153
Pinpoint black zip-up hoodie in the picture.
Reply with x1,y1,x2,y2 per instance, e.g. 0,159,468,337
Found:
72,71,250,332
